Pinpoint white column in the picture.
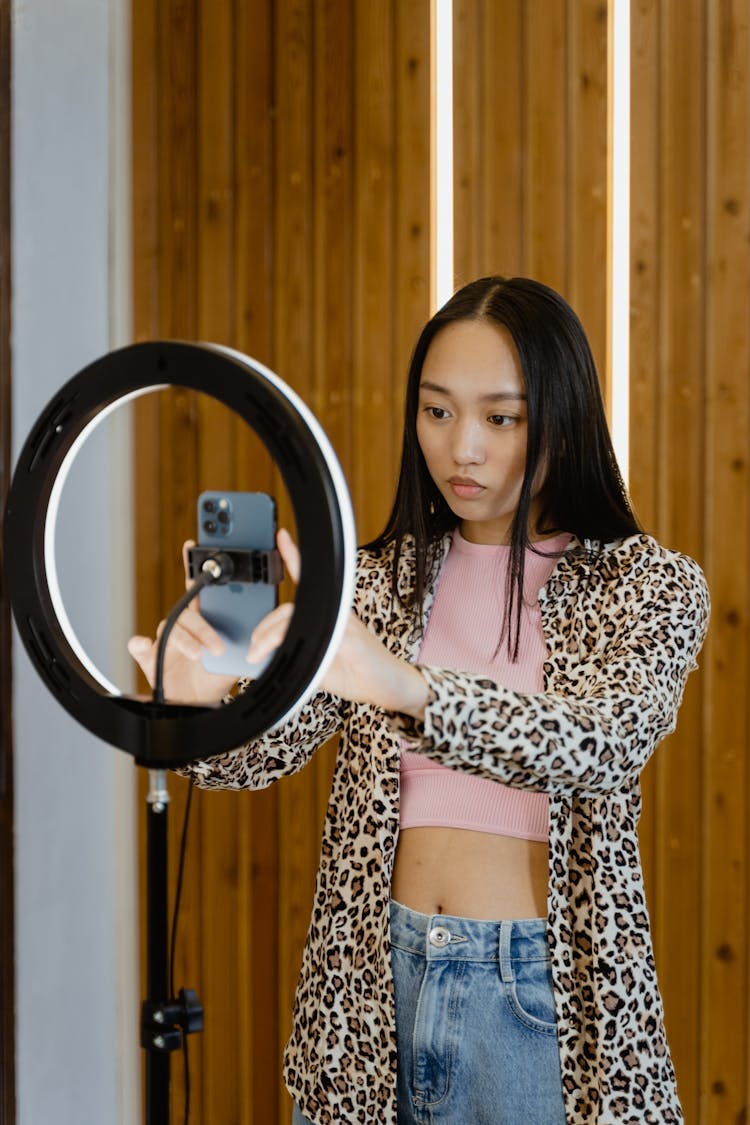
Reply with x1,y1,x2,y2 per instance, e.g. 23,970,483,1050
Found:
11,1,138,1122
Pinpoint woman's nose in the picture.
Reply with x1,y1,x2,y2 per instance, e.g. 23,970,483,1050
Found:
452,420,485,464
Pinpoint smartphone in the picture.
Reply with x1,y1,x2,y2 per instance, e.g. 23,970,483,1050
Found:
197,490,278,678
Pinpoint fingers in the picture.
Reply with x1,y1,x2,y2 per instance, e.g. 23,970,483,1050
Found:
277,528,301,584
127,606,225,673
127,635,157,686
167,606,225,656
247,602,294,663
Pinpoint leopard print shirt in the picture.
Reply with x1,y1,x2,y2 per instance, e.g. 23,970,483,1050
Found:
185,533,710,1124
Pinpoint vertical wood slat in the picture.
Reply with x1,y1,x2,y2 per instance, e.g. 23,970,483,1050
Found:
311,0,356,899
131,4,750,1125
524,1,568,291
155,10,205,1125
567,1,608,372
132,2,205,1123
702,4,750,1121
194,4,242,1122
131,0,176,1113
628,0,660,536
453,0,525,286
629,3,750,1122
233,3,280,1119
451,0,482,287
132,2,431,1121
395,0,432,414
313,0,355,476
353,2,396,544
452,3,747,1122
452,0,608,382
159,0,199,345
629,5,709,1121
627,0,661,920
132,0,161,346
196,0,236,496
271,9,317,1121
131,0,163,710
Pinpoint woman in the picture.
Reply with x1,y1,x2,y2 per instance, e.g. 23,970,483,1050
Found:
129,277,709,1124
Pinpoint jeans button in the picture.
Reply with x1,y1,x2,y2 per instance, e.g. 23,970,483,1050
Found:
428,925,451,948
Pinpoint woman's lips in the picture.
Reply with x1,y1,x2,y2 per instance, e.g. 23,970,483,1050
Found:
448,477,484,500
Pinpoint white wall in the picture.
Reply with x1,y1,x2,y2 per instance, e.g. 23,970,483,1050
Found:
11,1,139,1122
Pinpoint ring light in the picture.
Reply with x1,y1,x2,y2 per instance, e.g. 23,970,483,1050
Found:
3,341,357,768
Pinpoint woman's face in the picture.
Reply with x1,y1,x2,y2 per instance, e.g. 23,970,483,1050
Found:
416,318,544,545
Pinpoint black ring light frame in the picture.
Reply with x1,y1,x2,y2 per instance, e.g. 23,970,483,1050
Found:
3,340,356,1124
4,340,356,769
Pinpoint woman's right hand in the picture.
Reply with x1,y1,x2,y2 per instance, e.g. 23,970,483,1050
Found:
127,541,237,704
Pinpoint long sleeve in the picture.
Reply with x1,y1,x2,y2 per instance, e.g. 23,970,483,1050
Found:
395,544,709,798
178,687,345,791
175,543,391,792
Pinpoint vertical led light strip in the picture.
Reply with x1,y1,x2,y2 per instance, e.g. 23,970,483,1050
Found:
432,0,454,310
609,0,631,484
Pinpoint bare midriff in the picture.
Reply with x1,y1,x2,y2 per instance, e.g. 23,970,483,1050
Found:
391,826,548,920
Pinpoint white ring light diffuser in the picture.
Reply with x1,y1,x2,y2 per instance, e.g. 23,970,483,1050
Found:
45,384,168,695
4,341,357,768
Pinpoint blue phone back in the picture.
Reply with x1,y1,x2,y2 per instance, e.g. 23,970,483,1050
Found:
197,491,277,678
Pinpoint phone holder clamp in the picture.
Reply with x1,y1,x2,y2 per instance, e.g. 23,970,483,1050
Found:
186,545,285,586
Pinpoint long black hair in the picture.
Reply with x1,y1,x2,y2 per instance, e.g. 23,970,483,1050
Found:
368,275,641,656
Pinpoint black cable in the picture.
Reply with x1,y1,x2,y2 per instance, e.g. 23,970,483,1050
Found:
182,1035,191,1125
172,780,194,1125
153,550,236,703
153,572,215,704
170,778,194,1003
150,553,229,1123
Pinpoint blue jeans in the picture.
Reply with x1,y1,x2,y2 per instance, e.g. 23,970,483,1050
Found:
293,900,566,1125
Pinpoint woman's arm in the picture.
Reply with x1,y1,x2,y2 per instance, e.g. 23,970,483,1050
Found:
394,551,710,797
248,542,711,797
176,686,346,791
249,602,429,718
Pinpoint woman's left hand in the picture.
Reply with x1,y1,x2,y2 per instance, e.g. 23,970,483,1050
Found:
249,530,428,718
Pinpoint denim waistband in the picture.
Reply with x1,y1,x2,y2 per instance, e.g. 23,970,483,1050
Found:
389,899,549,979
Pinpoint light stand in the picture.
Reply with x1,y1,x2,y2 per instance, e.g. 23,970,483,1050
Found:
3,342,357,1123
141,772,203,1122
143,772,175,1122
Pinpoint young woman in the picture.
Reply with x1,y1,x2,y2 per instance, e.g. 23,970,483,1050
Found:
129,276,710,1124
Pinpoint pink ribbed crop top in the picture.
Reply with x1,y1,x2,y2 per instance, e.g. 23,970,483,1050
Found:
400,528,571,842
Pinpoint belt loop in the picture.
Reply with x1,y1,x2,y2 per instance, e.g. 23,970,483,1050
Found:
498,920,514,983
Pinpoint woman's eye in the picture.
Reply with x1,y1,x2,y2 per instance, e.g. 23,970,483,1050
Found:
488,414,513,427
426,406,449,420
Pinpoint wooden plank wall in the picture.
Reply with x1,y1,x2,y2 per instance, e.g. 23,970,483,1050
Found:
629,2,750,1122
132,1,750,1122
131,2,430,1121
452,0,609,380
453,2,749,1122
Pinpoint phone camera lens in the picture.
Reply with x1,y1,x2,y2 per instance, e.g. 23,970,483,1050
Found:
203,519,217,534
202,499,217,514
217,509,229,525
